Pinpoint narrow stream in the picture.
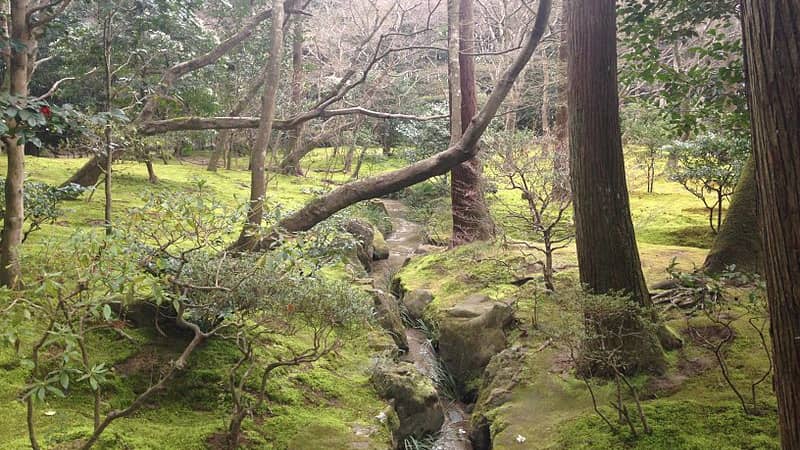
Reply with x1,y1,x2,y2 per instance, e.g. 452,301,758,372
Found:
372,199,473,450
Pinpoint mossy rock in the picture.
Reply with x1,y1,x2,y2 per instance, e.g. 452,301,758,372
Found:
402,289,434,320
373,229,390,261
438,294,514,397
370,289,409,351
370,361,444,445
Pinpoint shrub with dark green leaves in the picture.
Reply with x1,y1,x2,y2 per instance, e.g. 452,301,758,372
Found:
0,178,87,241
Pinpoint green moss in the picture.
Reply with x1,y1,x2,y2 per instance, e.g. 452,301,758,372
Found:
556,400,778,450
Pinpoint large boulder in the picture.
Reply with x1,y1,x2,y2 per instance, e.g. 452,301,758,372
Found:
370,289,409,351
402,289,434,320
438,294,514,396
344,219,375,271
370,361,444,446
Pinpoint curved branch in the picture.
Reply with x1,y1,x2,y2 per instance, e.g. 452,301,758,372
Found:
276,0,553,234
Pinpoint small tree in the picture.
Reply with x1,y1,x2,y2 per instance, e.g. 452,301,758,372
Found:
489,131,573,291
622,103,671,193
666,133,748,233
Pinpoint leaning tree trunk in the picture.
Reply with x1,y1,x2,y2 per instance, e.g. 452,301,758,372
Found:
567,0,666,374
233,0,285,250
704,157,761,274
0,0,30,288
742,2,800,447
450,0,494,246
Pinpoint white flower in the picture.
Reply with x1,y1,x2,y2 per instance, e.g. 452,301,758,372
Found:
458,428,467,435
516,434,527,444
375,411,387,423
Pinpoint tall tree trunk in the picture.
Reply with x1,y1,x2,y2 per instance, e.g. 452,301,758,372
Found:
541,47,551,136
567,0,665,373
103,11,114,236
553,0,569,197
742,2,800,447
283,18,305,172
0,0,30,288
234,0,285,250
450,0,494,246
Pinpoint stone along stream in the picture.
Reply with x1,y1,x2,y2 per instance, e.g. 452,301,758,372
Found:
371,199,473,450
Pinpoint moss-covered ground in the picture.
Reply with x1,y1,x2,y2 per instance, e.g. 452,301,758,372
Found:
0,150,403,449
394,153,778,449
0,147,778,449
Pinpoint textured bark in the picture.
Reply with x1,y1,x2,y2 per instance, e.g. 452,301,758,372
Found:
703,156,761,274
0,0,30,288
234,0,285,249
742,2,800,447
568,0,664,374
450,0,494,246
276,0,552,235
283,19,306,173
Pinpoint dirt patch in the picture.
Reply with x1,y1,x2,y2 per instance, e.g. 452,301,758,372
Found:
684,324,736,348
114,346,175,379
645,352,715,397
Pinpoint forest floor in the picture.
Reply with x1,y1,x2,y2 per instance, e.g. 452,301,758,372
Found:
0,149,779,449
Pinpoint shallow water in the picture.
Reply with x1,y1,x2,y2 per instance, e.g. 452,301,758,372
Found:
372,199,473,450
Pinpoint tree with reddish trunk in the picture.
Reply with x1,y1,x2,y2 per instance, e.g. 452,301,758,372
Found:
567,0,666,374
741,1,800,447
450,0,494,246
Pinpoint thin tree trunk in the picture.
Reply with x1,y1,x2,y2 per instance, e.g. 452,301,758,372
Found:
450,0,494,246
553,0,569,197
567,0,665,373
103,11,114,236
283,18,305,172
541,47,551,136
741,2,800,447
145,160,159,184
0,0,30,288
234,0,285,250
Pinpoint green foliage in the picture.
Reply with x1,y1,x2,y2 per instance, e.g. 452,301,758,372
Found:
618,0,747,136
665,133,749,232
0,178,87,242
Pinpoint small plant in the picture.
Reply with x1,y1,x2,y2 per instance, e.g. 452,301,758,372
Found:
546,289,658,438
664,133,749,233
488,131,574,291
0,178,87,242
622,103,671,193
658,264,772,415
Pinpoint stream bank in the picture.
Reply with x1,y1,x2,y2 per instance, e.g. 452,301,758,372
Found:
370,199,474,450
